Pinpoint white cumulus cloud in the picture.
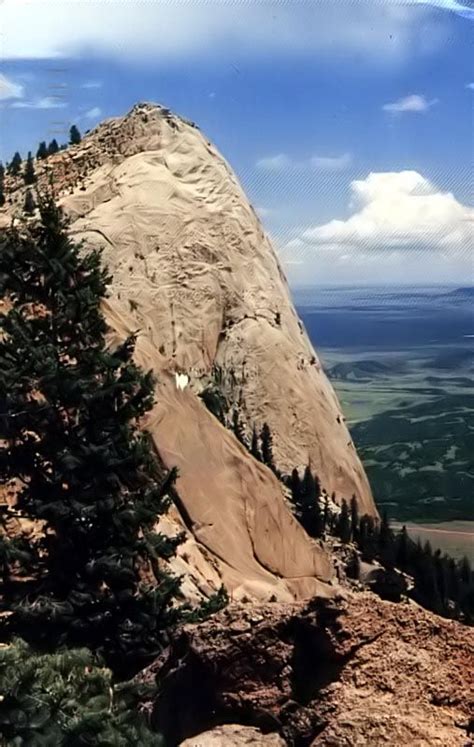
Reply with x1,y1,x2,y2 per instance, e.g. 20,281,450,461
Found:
0,73,23,100
280,171,473,284
382,94,439,113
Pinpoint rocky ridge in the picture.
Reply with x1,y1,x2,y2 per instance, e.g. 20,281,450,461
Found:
0,103,375,602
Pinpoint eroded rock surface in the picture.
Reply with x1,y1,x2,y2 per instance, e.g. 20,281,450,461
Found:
0,103,375,601
143,595,473,746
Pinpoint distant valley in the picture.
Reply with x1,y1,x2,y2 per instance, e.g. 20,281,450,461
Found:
296,285,474,526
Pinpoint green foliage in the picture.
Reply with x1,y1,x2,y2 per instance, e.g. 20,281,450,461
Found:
7,153,22,177
288,465,324,538
0,638,162,746
0,165,5,208
260,422,275,472
336,498,351,544
69,125,82,145
36,142,48,161
23,152,36,186
231,409,248,448
250,425,262,462
0,197,186,676
48,139,60,155
23,189,36,215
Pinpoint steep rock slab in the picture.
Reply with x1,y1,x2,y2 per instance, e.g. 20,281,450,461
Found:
59,103,374,515
1,103,375,600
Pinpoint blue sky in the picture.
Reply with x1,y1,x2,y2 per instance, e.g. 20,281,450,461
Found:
0,0,473,285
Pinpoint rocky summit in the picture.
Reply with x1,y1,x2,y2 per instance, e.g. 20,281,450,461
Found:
2,103,375,603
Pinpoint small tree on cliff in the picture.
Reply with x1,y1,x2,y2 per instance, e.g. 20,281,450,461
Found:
7,152,22,176
23,152,36,185
48,138,59,155
23,189,36,215
260,422,276,472
0,197,187,676
69,124,82,145
337,499,351,544
36,141,48,160
0,164,5,208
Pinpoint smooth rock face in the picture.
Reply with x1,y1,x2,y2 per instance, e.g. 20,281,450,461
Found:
146,596,474,747
1,103,376,601
179,725,285,747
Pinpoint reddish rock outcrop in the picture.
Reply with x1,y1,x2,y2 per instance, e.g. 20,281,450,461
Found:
143,594,473,746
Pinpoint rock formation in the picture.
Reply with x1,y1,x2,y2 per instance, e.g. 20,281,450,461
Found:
0,103,375,602
139,595,474,746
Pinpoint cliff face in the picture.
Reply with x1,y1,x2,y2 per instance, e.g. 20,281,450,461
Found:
1,103,376,601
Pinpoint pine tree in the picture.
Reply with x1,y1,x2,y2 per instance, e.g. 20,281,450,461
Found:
250,425,262,461
350,494,359,541
260,422,275,472
23,151,36,185
48,138,59,155
0,639,160,744
36,141,48,160
23,188,36,215
0,164,5,208
291,465,323,538
69,124,82,145
7,152,22,176
337,498,351,543
346,550,361,580
0,197,193,676
396,525,410,570
379,510,395,570
232,409,248,447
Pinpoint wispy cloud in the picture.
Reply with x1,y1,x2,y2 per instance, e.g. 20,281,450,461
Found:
257,152,353,173
382,94,439,113
0,73,23,101
256,154,292,171
466,82,474,90
0,0,461,66
311,153,352,171
84,106,102,119
81,81,102,89
11,96,67,110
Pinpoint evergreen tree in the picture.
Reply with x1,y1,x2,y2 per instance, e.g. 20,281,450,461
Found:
48,138,60,155
250,425,262,461
379,510,395,570
346,550,361,580
36,141,48,160
0,638,160,745
358,514,379,561
7,152,22,176
69,125,82,145
395,525,410,570
289,465,323,538
232,409,247,447
0,197,191,676
23,188,36,215
260,422,275,472
322,493,330,534
289,467,301,506
0,164,5,208
350,494,359,541
23,151,36,185
337,498,351,543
